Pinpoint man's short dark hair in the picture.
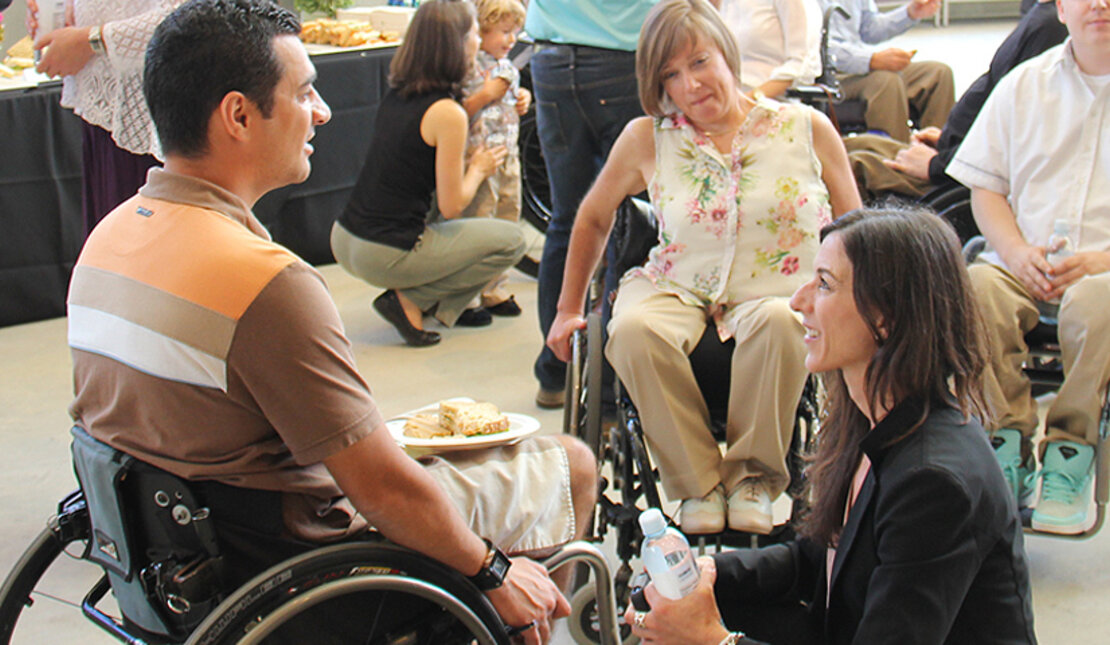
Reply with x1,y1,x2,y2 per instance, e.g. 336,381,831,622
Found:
144,0,301,158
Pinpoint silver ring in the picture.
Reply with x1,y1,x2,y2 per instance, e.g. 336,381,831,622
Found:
633,611,648,629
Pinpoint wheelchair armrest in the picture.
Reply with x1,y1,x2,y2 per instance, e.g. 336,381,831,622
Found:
962,236,986,264
542,541,621,645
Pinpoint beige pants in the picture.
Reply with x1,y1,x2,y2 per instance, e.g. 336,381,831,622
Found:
421,436,574,554
838,61,955,142
970,263,1110,449
604,276,808,501
843,133,933,202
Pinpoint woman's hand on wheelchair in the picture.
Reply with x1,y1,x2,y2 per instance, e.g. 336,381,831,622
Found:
486,556,570,645
623,556,731,644
546,312,587,363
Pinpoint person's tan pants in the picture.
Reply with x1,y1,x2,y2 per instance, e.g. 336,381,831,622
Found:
970,263,1110,451
843,133,933,202
838,60,955,142
604,276,808,501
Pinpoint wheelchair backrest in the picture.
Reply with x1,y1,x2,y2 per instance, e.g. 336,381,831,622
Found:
70,426,224,640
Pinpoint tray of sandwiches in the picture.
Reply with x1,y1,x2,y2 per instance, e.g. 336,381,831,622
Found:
386,397,540,451
0,37,43,91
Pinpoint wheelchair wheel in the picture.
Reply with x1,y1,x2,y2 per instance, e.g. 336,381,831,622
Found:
516,105,550,279
188,542,509,645
0,528,65,643
565,313,605,461
568,585,638,645
0,492,99,645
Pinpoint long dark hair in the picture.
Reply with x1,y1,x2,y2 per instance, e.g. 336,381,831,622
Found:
388,0,475,98
801,208,990,546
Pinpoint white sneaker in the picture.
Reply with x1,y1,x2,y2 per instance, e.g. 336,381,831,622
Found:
728,478,773,534
678,486,726,534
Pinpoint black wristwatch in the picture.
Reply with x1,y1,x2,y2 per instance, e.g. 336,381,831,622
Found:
468,538,511,591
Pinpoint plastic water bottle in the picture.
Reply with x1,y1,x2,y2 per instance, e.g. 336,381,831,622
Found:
638,508,699,600
1043,219,1072,308
1046,219,1072,267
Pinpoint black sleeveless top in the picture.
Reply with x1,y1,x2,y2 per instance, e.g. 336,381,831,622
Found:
339,89,452,250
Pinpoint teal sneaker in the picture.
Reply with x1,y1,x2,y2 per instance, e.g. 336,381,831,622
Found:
1031,440,1095,535
990,429,1036,507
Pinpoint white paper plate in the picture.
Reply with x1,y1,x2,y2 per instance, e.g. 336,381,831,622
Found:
386,399,540,451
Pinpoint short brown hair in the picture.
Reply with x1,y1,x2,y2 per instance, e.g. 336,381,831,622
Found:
475,0,525,31
635,0,742,117
388,0,475,98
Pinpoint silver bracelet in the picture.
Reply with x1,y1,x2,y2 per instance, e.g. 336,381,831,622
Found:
718,632,745,645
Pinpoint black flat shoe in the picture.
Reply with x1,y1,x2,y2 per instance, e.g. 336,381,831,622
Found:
455,307,493,327
486,296,522,317
373,290,441,347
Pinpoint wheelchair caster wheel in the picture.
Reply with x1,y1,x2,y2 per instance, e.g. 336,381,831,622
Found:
568,585,639,645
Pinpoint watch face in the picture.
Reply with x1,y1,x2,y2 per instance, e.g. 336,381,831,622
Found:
490,551,510,580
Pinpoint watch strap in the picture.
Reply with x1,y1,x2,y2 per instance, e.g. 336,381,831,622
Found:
468,538,511,591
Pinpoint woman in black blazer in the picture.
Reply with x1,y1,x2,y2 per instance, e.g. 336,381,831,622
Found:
626,208,1036,644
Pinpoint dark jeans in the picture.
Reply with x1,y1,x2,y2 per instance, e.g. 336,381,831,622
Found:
530,43,643,392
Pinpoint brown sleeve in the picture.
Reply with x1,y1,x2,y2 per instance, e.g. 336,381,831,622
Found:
227,262,383,465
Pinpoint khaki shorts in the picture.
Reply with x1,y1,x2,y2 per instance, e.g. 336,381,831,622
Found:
420,435,575,554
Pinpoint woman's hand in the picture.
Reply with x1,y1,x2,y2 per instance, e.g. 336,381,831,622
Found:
34,26,96,77
545,311,587,363
468,144,508,179
26,0,41,37
623,556,731,644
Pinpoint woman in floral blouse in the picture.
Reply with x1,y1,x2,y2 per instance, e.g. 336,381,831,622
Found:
546,0,859,535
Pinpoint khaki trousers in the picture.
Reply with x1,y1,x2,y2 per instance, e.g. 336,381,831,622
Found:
839,60,955,142
843,133,933,202
970,263,1110,449
330,219,525,326
604,276,808,501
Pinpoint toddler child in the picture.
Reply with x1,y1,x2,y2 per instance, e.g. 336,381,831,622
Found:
461,0,531,316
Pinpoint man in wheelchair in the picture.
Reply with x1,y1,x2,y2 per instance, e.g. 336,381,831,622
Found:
947,0,1109,535
63,0,596,641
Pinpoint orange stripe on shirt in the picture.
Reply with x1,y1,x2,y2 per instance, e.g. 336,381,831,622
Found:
77,196,299,320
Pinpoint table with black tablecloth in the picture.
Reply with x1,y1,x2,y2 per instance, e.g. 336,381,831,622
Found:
0,45,394,328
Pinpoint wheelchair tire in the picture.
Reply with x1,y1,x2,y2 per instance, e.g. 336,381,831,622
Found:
0,527,65,643
583,313,605,459
568,585,638,645
187,542,509,645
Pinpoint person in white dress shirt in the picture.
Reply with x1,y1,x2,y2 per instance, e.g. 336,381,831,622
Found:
947,0,1110,536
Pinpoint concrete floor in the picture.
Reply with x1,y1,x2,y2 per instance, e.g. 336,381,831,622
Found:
2,17,1107,645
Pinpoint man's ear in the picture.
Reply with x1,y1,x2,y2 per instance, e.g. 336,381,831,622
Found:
213,91,253,143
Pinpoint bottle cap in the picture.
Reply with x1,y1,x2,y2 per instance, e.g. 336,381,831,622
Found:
639,507,667,537
1053,219,1069,236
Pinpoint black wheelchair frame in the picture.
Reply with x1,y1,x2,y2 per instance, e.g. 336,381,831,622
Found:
0,430,622,645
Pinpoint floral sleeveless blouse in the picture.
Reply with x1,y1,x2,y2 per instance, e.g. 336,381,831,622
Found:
625,98,833,340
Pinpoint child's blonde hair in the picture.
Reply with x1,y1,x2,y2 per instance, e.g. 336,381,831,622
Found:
475,0,525,31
